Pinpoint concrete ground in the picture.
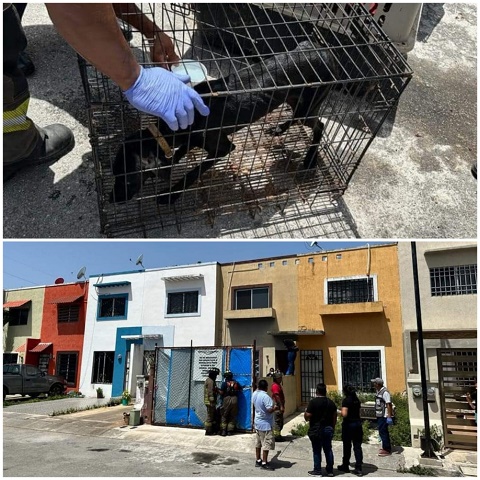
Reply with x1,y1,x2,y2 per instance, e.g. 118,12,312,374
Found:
3,400,476,477
3,3,477,239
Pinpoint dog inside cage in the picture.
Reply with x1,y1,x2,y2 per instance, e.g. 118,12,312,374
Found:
79,3,412,236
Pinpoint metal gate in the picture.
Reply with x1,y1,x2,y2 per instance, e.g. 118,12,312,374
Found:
301,350,324,402
438,349,477,450
153,345,254,430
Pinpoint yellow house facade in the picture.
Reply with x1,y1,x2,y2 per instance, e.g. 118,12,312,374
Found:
295,243,405,405
220,243,406,411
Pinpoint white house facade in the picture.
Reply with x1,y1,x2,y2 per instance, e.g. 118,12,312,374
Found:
78,262,220,398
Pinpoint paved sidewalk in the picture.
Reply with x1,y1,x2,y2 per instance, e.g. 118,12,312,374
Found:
4,405,476,476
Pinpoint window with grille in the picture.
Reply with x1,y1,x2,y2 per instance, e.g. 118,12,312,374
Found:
58,304,80,323
5,308,29,326
430,264,477,296
327,278,374,304
3,353,18,364
91,351,114,383
57,352,78,386
167,290,199,314
97,295,128,320
341,350,381,392
234,286,270,309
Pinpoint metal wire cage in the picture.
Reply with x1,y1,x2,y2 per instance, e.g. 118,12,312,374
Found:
78,3,412,237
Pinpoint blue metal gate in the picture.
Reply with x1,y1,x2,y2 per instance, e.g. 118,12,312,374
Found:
153,345,253,430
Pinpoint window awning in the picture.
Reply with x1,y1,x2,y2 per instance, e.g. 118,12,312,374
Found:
93,281,131,288
29,342,53,353
48,295,83,304
268,330,325,339
120,334,163,340
3,300,30,309
15,343,26,352
162,275,204,282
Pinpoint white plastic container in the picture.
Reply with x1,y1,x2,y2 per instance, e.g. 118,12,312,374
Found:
171,60,208,85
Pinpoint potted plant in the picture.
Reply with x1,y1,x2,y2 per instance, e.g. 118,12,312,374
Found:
96,387,104,399
418,424,443,452
121,390,131,406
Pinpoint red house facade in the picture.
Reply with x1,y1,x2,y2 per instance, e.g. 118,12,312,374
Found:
38,281,89,391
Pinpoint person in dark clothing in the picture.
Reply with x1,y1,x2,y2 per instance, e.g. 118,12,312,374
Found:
218,370,240,436
337,385,364,476
283,339,298,375
304,383,338,477
204,367,220,435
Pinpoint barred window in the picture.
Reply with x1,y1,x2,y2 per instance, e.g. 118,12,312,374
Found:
430,264,477,296
341,350,381,392
327,278,374,304
167,291,199,314
58,304,80,323
57,352,78,386
98,295,127,319
91,351,114,384
5,308,29,326
234,287,269,309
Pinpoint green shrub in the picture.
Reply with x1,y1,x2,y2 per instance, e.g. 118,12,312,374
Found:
327,390,343,407
398,465,436,476
291,416,373,445
290,421,309,437
389,393,412,447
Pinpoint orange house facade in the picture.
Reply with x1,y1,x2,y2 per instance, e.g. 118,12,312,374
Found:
295,244,405,404
39,281,89,390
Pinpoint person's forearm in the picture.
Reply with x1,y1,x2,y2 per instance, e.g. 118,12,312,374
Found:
113,3,156,39
46,3,140,90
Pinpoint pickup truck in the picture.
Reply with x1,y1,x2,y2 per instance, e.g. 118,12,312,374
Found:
3,364,67,400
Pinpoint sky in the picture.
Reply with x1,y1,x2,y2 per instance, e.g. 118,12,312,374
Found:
3,240,393,290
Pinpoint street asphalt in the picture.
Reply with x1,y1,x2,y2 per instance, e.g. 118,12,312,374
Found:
3,400,477,477
3,3,477,239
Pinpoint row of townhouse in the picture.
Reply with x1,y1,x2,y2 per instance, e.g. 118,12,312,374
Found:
3,242,477,448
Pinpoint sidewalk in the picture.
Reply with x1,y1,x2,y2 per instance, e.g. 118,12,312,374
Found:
4,405,476,476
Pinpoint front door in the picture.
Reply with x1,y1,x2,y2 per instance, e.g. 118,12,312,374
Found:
438,348,477,450
301,350,324,403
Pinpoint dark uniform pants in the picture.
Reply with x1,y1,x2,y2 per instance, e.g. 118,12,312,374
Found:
220,396,238,432
205,404,217,433
3,3,40,164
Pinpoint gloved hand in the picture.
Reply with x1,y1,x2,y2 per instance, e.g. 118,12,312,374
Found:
123,65,210,131
386,417,394,426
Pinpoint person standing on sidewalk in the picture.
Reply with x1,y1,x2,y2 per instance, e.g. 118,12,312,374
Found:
337,385,364,476
218,370,240,436
204,367,220,435
252,379,278,471
372,378,393,456
271,372,286,442
304,383,337,477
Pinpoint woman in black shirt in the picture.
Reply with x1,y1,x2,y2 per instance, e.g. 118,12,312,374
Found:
337,385,363,476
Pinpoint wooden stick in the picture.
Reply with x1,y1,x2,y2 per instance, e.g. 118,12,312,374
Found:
147,124,173,158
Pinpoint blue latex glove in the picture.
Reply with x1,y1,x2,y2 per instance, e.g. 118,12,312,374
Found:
123,66,210,131
386,417,394,426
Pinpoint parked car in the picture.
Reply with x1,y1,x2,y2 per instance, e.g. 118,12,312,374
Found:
3,364,67,400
